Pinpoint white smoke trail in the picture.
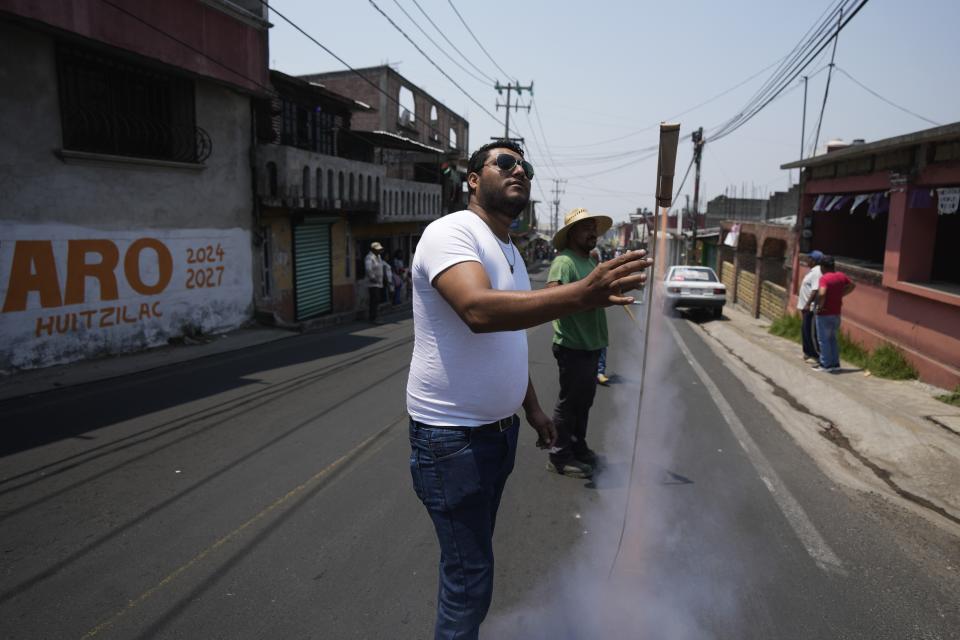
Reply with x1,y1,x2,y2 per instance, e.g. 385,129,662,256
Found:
487,258,742,638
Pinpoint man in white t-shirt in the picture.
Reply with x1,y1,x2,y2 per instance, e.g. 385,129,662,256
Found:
407,140,652,639
796,250,824,362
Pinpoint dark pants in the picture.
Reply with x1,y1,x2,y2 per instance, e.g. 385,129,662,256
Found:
551,344,601,463
801,309,818,358
368,286,381,321
409,417,519,640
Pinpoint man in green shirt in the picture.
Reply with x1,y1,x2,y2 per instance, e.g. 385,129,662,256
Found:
545,208,613,478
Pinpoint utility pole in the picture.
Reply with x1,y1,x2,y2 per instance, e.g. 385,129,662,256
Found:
799,75,808,175
550,178,567,237
689,127,704,265
494,81,533,143
811,8,842,157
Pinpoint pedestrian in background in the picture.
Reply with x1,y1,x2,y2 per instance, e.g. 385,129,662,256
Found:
407,140,651,639
813,256,856,372
590,247,611,386
546,208,613,478
383,258,396,306
365,241,384,323
797,249,824,362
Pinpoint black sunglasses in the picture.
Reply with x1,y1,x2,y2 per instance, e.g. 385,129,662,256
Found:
488,153,534,180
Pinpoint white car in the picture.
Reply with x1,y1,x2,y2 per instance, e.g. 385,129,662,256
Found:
661,266,726,318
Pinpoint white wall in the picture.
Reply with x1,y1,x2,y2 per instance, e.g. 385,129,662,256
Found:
0,21,256,369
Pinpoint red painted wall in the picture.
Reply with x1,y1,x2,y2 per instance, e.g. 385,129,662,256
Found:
790,160,960,389
0,0,269,94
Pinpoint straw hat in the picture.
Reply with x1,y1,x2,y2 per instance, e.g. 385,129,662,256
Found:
552,208,613,250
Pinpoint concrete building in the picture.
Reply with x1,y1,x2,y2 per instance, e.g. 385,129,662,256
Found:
301,65,471,216
253,70,376,323
704,184,800,228
0,0,270,370
782,123,960,388
251,68,462,324
296,66,471,310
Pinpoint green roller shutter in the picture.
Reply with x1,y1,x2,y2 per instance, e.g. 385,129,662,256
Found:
294,222,332,320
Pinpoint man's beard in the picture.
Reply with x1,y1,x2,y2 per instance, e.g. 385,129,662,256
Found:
478,184,529,218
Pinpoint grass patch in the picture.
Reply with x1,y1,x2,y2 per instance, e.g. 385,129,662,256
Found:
769,313,802,342
867,343,918,380
768,313,916,380
838,332,870,369
935,385,960,407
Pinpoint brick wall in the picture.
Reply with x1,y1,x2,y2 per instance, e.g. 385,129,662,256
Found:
760,281,788,321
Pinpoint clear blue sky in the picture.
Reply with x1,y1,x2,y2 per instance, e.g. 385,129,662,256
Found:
266,0,960,223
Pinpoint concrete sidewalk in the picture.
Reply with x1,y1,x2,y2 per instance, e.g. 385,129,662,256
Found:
0,301,413,403
689,305,960,536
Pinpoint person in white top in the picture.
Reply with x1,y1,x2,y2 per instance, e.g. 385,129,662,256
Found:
796,250,824,361
364,241,384,323
407,140,652,639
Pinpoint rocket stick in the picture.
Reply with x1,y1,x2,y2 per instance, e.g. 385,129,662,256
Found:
609,123,680,577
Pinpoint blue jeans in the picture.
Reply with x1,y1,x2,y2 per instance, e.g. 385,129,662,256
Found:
409,417,519,640
816,314,841,369
597,347,607,375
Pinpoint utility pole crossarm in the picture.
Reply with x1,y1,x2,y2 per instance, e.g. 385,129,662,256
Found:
494,80,534,140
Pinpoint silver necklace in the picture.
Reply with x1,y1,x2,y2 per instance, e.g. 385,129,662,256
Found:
495,236,517,273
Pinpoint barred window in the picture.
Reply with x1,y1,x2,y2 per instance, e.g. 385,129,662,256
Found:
56,44,210,163
280,98,335,155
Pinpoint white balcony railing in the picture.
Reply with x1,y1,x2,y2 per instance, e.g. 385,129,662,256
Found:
257,145,384,212
380,178,443,223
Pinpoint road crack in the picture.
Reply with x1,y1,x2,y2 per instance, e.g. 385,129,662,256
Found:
707,331,960,527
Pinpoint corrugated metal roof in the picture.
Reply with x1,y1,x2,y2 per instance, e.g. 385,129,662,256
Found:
349,130,445,154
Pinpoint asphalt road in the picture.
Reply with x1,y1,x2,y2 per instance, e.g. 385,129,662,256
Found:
1,281,958,639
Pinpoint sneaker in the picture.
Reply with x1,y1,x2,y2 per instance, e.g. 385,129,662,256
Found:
597,373,610,386
546,459,593,478
573,447,599,467
811,363,824,370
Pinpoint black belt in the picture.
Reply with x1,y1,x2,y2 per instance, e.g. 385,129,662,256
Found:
413,416,516,433
475,416,516,432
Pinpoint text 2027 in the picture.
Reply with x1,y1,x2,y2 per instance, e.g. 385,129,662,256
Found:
186,266,225,289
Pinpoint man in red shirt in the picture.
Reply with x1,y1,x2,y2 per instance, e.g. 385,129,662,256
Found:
813,256,856,371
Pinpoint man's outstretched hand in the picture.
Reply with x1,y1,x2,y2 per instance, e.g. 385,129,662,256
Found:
581,250,653,307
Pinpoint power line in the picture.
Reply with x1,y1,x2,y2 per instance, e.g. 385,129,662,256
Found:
521,106,559,182
98,0,272,93
835,67,941,127
445,0,516,83
389,0,490,85
507,119,552,206
550,56,789,152
530,100,561,172
366,0,511,134
708,0,871,143
564,147,661,181
709,0,858,141
409,0,497,84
